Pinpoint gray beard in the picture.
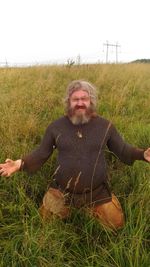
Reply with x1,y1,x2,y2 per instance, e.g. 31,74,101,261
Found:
67,106,95,125
69,113,91,125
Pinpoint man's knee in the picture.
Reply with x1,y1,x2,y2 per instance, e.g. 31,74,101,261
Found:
109,194,125,229
39,188,70,220
90,194,125,230
111,210,125,229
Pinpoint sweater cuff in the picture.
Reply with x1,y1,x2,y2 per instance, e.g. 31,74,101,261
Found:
19,159,25,171
133,148,147,162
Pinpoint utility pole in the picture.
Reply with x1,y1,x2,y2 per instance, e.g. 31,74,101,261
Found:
103,41,121,63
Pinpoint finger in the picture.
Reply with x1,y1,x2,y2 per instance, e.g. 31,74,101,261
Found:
5,159,12,163
1,171,8,177
0,164,5,169
1,170,12,177
0,169,4,174
6,173,11,177
0,165,8,171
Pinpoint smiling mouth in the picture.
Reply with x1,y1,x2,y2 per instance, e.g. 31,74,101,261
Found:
75,108,86,112
76,106,86,110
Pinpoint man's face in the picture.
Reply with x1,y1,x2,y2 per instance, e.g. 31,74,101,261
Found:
68,89,94,125
69,89,91,115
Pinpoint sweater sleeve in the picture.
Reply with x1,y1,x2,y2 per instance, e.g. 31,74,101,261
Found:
107,124,145,165
22,124,55,173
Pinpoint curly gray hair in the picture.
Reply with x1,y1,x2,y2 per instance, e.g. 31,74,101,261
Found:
65,80,97,106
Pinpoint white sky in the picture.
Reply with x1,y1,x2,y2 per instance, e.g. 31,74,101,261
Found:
0,0,150,65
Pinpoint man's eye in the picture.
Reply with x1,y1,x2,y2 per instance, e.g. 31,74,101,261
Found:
72,97,89,102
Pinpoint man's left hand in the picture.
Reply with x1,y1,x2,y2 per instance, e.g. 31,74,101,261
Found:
144,148,150,162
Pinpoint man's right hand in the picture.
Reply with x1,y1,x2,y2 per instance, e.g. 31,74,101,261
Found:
0,159,22,177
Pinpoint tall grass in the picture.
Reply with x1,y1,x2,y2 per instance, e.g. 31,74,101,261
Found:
0,64,150,267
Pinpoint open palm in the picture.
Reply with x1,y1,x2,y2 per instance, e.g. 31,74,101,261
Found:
0,159,21,177
144,148,150,162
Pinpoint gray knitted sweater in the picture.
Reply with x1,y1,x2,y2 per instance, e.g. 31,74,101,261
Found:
23,115,145,207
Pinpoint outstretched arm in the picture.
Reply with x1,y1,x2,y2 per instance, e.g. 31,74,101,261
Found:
107,124,149,165
0,123,56,176
22,123,56,173
0,159,22,177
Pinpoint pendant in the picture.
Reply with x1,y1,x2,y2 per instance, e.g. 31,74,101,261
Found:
77,130,83,138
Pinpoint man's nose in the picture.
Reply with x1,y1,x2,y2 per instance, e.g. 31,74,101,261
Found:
77,99,83,105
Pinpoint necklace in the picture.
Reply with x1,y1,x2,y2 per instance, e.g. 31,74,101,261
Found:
77,130,83,138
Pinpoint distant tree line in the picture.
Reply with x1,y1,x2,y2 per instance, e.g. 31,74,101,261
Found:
131,59,150,63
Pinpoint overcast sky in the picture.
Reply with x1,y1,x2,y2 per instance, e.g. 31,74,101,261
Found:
0,0,150,65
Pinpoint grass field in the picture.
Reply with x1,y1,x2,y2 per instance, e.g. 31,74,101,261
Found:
0,63,150,267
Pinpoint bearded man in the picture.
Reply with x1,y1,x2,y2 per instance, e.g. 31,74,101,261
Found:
0,80,150,229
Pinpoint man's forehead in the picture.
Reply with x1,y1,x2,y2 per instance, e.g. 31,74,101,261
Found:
70,89,89,98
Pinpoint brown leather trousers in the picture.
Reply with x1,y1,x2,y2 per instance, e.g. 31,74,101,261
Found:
39,188,124,230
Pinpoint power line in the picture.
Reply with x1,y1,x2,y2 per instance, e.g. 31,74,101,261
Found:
103,41,121,63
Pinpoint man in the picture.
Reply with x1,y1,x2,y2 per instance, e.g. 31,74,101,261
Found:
0,80,150,229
